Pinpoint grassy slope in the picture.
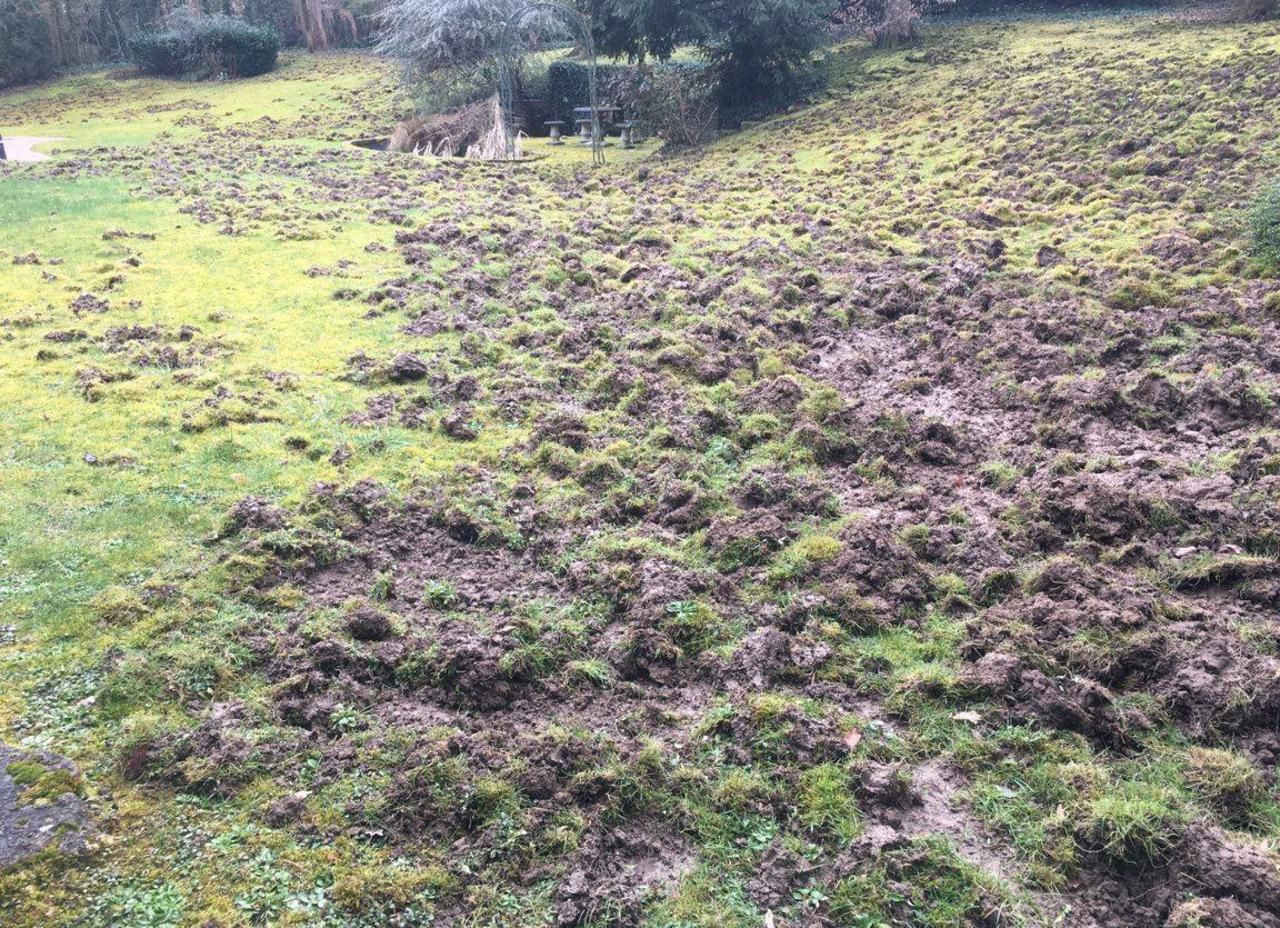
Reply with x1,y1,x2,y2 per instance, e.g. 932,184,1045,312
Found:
0,15,1279,928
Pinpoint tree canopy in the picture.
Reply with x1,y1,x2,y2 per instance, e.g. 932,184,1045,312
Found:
589,0,837,104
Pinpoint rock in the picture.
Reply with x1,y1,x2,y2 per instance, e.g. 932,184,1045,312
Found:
0,743,92,869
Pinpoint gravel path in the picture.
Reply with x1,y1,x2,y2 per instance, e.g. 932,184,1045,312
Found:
1,137,65,162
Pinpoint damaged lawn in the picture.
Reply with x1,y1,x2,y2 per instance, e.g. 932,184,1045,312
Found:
4,10,1280,928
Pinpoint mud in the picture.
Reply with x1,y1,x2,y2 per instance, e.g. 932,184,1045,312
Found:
27,15,1280,927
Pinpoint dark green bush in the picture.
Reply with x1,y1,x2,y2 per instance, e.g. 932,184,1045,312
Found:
1250,182,1280,269
0,0,55,89
130,15,279,80
129,32,188,77
546,61,632,126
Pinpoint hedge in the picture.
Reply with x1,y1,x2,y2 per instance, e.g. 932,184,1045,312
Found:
1251,182,1280,270
546,61,631,126
130,17,279,80
545,59,713,127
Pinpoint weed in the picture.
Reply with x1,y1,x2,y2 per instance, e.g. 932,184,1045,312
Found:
369,570,396,602
978,460,1021,490
424,579,459,609
1250,181,1280,270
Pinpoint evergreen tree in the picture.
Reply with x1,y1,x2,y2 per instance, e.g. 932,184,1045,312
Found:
588,0,836,105
0,0,55,88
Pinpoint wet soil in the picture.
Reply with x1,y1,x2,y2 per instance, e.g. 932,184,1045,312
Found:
14,16,1280,928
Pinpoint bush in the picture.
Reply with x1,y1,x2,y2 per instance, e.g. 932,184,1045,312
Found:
0,0,55,89
608,62,719,148
1251,182,1280,269
868,0,920,46
546,60,632,126
131,14,279,80
592,0,832,111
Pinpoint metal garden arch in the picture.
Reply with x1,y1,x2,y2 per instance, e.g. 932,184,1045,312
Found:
497,2,604,164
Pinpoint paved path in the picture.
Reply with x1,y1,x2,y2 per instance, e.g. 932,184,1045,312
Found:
1,137,65,162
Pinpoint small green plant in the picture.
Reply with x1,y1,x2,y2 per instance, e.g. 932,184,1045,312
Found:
662,600,727,655
369,570,395,602
565,658,612,688
792,882,830,911
1250,181,1280,270
424,580,459,609
978,460,1022,490
329,704,365,733
897,523,931,556
98,882,185,928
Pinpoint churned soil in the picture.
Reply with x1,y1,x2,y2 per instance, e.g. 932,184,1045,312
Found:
8,14,1280,928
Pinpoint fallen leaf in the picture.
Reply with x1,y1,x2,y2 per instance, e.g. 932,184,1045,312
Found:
843,728,862,750
950,711,982,724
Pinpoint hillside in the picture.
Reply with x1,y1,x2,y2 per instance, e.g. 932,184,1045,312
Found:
3,13,1280,928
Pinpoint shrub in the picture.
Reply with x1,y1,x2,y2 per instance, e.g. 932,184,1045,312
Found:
868,0,920,47
546,60,632,127
131,14,279,80
591,0,831,113
1250,182,1280,270
834,0,957,43
635,65,720,148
